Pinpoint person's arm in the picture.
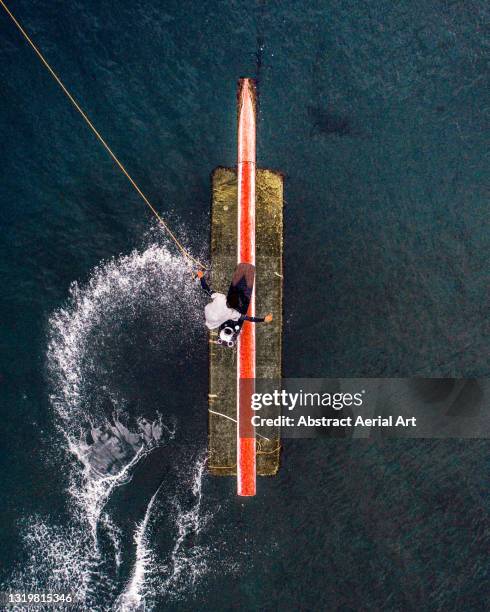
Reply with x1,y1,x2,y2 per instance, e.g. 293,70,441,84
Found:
241,313,273,323
197,270,213,296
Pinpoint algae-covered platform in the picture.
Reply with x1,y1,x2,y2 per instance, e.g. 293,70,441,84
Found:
208,167,283,476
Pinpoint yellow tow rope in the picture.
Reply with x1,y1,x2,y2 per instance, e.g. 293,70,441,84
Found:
0,0,206,270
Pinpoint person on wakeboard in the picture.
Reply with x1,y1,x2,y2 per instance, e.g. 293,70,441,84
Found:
196,270,272,344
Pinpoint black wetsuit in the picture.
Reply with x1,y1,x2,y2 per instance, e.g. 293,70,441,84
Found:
200,276,266,323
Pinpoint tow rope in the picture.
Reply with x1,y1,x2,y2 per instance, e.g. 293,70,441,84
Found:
0,0,206,270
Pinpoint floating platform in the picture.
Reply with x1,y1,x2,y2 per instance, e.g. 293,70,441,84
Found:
208,166,283,478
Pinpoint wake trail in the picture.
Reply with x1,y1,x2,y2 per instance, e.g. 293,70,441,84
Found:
3,243,205,611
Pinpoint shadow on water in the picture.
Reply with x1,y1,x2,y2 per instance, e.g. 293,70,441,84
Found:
307,105,352,138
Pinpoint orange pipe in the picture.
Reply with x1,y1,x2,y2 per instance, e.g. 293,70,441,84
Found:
237,78,256,496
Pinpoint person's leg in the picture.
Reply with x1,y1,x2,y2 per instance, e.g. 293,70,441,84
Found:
200,276,213,296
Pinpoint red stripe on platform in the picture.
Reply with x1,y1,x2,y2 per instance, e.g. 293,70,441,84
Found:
237,78,256,497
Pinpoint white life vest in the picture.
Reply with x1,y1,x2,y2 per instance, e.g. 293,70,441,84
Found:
204,293,241,330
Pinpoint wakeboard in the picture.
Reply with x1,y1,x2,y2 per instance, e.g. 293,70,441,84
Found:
217,262,255,347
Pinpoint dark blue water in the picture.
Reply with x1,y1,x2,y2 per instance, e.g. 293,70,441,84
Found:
0,1,488,610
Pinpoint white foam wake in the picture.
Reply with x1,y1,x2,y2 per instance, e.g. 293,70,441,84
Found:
116,485,162,611
5,518,93,612
47,243,201,432
46,243,200,541
3,243,205,611
114,452,225,611
160,453,212,597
